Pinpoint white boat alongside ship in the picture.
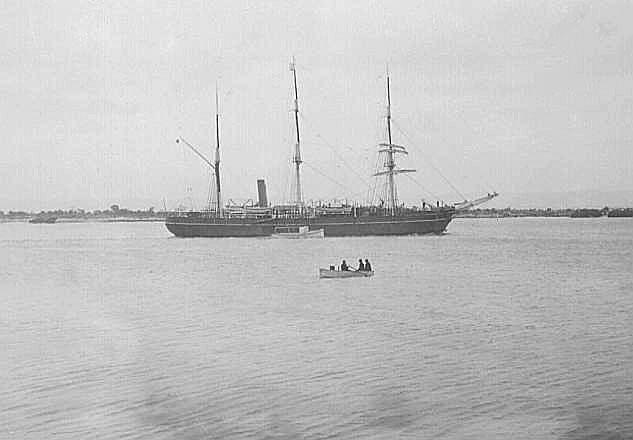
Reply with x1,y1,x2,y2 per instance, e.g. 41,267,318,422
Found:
272,226,324,239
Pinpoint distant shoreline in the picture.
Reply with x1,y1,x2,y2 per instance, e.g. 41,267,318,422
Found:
2,205,632,223
457,207,633,218
455,214,632,219
0,205,168,223
2,213,632,223
0,217,165,224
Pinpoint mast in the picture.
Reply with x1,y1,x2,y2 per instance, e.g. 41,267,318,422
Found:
174,86,224,216
385,72,396,214
214,85,222,216
290,57,303,207
373,69,416,214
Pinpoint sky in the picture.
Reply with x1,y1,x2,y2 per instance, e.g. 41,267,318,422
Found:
1,0,632,211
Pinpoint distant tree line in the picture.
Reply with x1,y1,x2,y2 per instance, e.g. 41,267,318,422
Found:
0,205,167,220
457,207,633,218
1,205,631,220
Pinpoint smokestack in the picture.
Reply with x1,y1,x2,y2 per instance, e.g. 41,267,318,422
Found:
257,179,268,207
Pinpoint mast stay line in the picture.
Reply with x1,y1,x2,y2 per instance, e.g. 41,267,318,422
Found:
176,137,216,172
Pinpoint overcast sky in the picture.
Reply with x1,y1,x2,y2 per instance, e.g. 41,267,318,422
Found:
1,0,632,210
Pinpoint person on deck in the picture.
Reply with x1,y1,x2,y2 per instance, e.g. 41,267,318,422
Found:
358,259,365,271
364,259,372,271
341,260,349,271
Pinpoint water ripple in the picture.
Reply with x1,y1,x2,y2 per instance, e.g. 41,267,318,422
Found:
1,219,632,439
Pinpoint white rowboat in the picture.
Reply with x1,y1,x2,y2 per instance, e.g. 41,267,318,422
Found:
319,268,374,279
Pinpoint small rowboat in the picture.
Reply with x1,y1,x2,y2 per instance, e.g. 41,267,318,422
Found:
319,268,374,279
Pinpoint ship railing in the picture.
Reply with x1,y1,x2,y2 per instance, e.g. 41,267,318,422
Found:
224,206,273,219
170,208,221,217
314,207,353,216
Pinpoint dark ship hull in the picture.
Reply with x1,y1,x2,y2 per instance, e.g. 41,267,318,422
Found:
165,209,454,238
165,216,273,237
307,212,453,236
29,217,57,224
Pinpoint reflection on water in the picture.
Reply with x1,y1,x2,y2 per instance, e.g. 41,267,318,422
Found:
1,218,632,439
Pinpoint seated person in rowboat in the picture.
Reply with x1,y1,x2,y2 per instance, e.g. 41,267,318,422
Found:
340,260,349,271
364,259,372,271
358,259,365,271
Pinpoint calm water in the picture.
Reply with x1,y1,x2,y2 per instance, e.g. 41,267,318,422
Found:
1,218,632,439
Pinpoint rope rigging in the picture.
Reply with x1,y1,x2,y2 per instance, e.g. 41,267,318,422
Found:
291,109,444,206
297,112,373,188
402,173,442,202
302,162,366,201
367,152,381,205
391,119,468,201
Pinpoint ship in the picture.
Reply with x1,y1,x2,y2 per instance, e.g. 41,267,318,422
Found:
165,62,497,238
29,215,57,224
